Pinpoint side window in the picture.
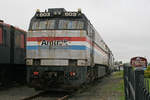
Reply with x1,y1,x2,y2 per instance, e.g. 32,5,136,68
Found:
0,27,2,44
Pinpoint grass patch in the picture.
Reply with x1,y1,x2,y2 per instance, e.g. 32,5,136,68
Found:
144,78,150,92
112,71,125,100
113,70,124,78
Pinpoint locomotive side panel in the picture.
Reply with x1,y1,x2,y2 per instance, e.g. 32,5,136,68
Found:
94,31,109,66
0,25,26,64
0,24,11,64
0,22,27,86
87,24,109,66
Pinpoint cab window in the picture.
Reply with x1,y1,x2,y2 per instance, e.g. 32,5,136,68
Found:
31,20,55,30
58,20,84,29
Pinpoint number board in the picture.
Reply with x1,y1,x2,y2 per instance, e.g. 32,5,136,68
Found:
130,57,147,67
35,12,82,17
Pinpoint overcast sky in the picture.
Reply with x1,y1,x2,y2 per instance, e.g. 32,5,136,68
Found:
1,0,150,63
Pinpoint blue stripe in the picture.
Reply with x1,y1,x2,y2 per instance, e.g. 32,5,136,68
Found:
26,45,103,57
26,45,87,50
27,46,38,50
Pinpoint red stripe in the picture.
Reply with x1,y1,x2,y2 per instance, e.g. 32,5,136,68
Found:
0,28,2,44
27,37,86,41
87,39,107,54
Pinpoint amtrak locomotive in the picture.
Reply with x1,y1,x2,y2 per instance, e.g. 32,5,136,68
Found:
26,8,114,90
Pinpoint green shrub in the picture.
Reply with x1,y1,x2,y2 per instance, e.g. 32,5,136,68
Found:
144,66,150,78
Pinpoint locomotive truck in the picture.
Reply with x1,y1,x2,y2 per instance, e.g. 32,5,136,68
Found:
26,8,114,90
0,20,26,86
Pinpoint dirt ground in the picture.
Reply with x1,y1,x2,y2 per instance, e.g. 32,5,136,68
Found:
69,71,124,100
0,86,37,100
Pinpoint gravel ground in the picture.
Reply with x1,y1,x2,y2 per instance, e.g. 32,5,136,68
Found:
69,72,124,100
0,86,37,100
0,86,69,100
0,72,124,100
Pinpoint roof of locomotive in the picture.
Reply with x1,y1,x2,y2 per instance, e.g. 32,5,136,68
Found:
31,8,88,21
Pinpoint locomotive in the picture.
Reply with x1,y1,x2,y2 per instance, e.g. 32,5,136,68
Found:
0,20,26,86
26,8,114,90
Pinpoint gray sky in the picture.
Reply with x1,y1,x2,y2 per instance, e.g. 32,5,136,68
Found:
1,0,150,63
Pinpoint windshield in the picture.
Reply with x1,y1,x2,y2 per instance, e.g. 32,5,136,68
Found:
30,19,84,30
58,20,84,29
31,20,55,30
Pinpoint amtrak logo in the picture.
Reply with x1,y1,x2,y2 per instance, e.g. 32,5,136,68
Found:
41,40,68,46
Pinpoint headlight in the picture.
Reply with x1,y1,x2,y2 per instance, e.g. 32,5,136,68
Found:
26,59,33,65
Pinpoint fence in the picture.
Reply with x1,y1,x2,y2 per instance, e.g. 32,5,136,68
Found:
124,66,150,100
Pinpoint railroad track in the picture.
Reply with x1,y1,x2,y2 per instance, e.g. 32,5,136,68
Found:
57,95,69,100
20,90,70,100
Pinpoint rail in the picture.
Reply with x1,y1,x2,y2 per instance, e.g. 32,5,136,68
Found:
20,91,46,100
20,90,69,100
